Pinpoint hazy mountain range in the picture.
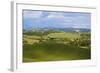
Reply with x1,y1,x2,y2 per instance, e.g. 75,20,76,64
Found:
24,27,90,32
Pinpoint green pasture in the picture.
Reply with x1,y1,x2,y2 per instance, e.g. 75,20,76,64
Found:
23,31,91,62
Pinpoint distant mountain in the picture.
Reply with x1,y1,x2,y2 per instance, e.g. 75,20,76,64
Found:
24,27,90,32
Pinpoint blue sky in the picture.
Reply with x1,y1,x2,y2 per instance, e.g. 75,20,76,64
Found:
23,10,91,29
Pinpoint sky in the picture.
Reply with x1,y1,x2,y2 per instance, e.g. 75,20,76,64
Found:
23,10,91,30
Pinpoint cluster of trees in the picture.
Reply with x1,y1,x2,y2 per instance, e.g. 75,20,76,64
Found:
68,33,90,47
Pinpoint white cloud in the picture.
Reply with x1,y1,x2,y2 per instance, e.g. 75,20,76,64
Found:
46,12,73,24
47,14,64,18
23,11,43,19
47,12,65,19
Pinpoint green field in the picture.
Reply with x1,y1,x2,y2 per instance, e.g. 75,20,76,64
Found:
23,31,91,62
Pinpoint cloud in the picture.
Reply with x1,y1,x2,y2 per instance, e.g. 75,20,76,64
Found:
47,12,65,18
45,12,73,24
23,11,43,19
72,24,90,28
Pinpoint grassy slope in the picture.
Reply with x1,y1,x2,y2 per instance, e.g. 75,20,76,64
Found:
23,32,91,62
45,32,80,39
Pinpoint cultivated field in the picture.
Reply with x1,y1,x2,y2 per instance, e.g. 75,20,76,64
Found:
23,30,91,62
